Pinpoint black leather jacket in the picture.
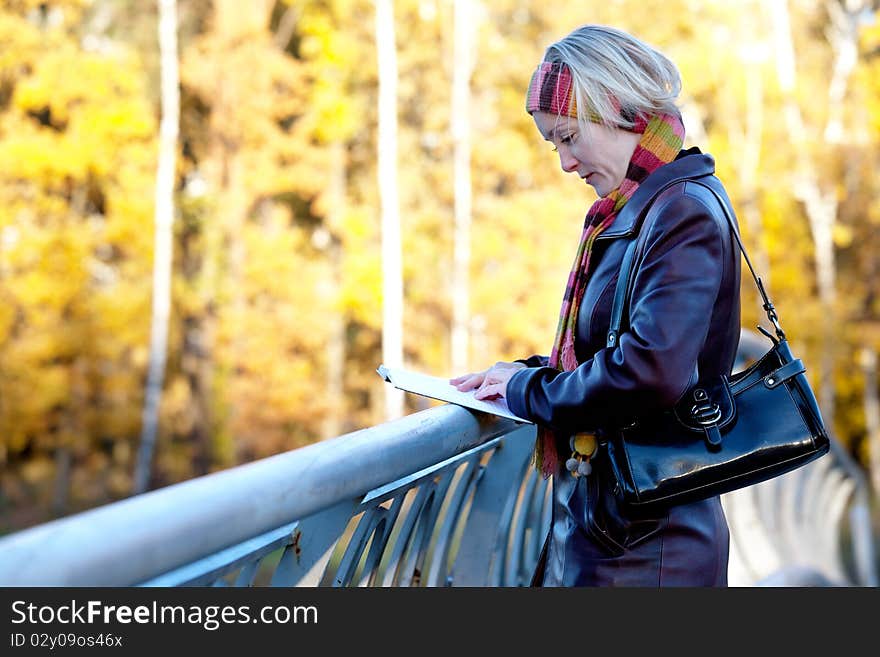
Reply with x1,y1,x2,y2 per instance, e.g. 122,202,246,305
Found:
507,149,740,586
508,148,741,434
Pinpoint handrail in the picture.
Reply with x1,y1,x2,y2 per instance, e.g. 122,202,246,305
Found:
0,405,523,586
0,330,874,587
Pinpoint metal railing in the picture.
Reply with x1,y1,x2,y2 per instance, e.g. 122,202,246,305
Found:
723,331,878,586
0,405,548,586
0,331,875,587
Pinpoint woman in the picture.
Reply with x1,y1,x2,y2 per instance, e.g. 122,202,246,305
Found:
451,25,740,586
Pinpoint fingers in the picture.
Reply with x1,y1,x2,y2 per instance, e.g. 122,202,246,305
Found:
451,362,524,393
474,384,503,400
450,372,485,391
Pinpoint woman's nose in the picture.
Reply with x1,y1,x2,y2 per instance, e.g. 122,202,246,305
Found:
558,148,579,173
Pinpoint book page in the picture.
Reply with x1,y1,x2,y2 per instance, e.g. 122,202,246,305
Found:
376,364,533,424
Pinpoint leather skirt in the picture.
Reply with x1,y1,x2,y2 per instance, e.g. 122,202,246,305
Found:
532,446,730,587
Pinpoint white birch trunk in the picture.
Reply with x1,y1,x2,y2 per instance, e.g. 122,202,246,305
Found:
768,0,858,427
738,45,772,292
273,2,300,51
450,0,476,376
860,347,880,496
134,0,179,494
375,0,404,420
824,0,861,144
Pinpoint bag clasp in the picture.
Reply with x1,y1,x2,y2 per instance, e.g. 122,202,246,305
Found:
692,389,723,449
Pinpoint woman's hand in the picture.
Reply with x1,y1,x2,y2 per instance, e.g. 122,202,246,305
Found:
450,361,527,401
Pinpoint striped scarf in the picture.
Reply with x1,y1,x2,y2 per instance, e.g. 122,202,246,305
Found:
527,65,686,478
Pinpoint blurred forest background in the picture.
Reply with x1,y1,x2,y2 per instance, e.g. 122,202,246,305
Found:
2,0,880,534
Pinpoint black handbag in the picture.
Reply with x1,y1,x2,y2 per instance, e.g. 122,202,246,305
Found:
603,179,830,513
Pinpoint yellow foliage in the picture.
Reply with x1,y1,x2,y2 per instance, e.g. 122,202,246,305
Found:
3,0,880,533
832,223,854,248
20,456,54,486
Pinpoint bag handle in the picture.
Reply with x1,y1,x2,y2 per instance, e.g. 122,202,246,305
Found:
607,178,786,350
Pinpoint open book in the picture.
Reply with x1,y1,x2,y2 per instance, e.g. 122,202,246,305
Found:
376,364,533,424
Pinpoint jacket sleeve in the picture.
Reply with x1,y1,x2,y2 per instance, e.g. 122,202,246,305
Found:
506,192,725,434
515,355,549,367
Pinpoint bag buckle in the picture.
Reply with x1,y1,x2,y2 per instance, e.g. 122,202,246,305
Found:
692,389,723,449
691,389,722,426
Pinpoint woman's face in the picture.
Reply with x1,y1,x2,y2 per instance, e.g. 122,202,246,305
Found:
532,111,641,198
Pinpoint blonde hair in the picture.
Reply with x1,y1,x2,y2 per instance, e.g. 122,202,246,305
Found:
543,25,681,131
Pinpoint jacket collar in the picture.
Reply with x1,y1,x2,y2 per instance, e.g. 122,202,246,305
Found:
596,148,716,240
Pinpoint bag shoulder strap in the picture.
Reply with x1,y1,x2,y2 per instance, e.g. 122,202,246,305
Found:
606,238,640,349
606,176,696,349
606,177,786,350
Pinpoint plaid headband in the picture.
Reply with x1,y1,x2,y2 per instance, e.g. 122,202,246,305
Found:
526,61,577,117
525,60,648,132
